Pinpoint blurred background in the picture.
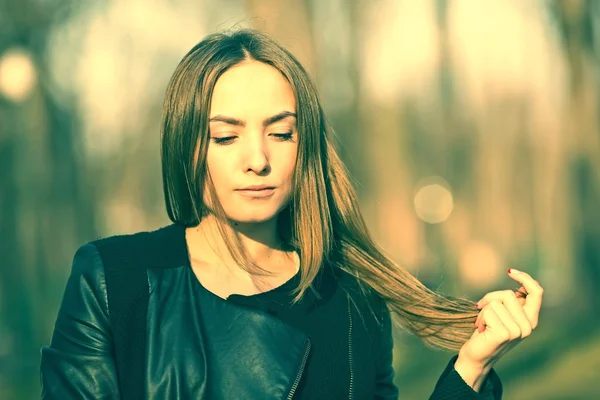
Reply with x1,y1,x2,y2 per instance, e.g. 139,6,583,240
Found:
1,0,599,398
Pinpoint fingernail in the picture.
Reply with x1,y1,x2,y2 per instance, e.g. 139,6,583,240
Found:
508,268,520,274
476,302,482,309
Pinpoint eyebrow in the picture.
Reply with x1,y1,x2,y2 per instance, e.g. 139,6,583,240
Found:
208,111,297,128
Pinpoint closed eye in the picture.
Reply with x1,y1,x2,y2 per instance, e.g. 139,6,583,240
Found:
271,132,294,141
211,132,294,145
211,136,236,145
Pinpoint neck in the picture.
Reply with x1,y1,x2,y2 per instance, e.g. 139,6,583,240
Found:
189,214,295,276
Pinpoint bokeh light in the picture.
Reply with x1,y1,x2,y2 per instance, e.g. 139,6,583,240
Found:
413,177,454,224
459,240,503,289
0,48,37,102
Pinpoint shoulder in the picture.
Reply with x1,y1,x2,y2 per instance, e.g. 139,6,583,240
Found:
67,243,107,290
88,223,187,273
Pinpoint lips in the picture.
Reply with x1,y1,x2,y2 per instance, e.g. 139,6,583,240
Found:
238,185,275,191
236,186,275,198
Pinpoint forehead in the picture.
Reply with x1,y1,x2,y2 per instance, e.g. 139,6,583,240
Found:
209,61,296,118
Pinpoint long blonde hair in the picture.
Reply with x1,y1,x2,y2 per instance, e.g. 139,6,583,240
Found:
161,29,478,352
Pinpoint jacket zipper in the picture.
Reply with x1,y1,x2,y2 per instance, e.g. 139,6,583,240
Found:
347,296,354,400
287,338,311,399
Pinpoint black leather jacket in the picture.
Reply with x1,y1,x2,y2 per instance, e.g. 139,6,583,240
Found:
40,226,501,399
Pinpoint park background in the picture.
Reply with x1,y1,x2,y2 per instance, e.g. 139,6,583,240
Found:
1,0,599,398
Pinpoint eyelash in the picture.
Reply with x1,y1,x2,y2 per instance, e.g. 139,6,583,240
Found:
211,132,294,145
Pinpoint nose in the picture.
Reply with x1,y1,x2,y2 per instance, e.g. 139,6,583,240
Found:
243,135,270,175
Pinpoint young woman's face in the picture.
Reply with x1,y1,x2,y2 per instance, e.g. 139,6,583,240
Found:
205,61,298,223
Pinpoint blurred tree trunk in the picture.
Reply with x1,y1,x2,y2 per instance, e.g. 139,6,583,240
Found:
0,115,31,379
332,0,372,198
551,0,600,318
0,0,95,396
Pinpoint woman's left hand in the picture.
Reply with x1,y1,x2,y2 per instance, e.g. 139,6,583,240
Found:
458,268,544,370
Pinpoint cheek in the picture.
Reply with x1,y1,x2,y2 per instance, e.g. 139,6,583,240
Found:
206,150,231,187
278,146,298,181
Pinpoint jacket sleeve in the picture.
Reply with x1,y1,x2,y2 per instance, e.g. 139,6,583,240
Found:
375,301,400,400
429,355,503,400
40,243,121,399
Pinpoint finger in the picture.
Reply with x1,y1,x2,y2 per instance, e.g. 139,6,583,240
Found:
477,289,521,308
507,269,544,327
474,303,502,332
487,300,525,341
477,290,532,338
475,306,510,343
500,292,532,338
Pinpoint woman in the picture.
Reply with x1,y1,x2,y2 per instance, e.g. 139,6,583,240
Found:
40,29,543,399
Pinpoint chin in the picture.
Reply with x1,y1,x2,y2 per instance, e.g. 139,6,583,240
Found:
228,215,278,224
224,207,281,225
